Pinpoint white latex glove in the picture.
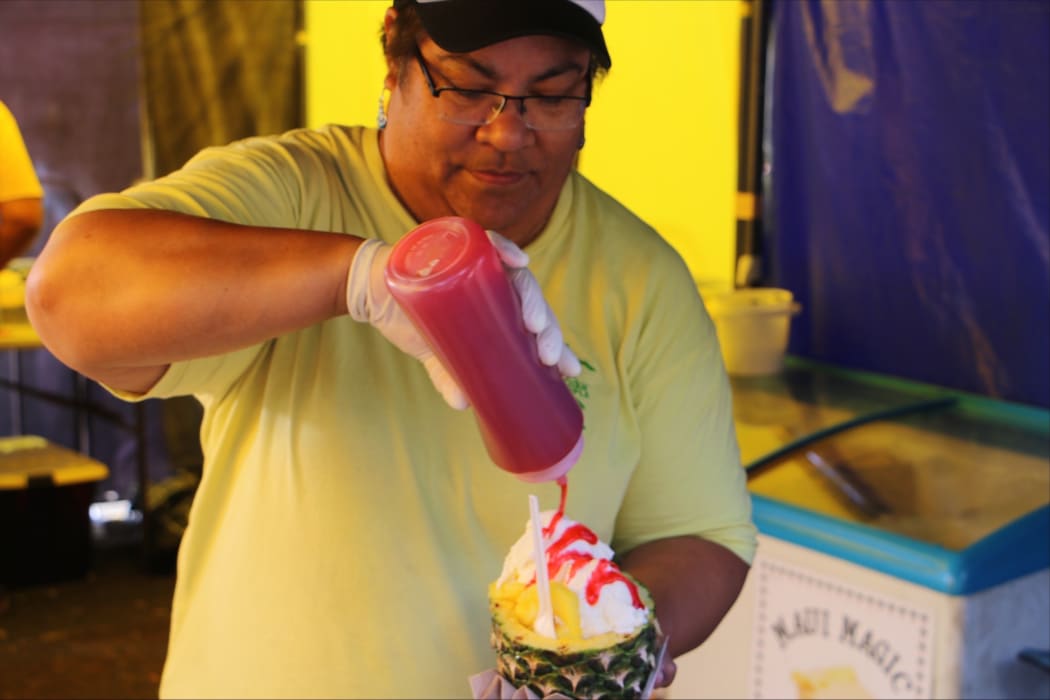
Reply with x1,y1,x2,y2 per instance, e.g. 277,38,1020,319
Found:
346,232,581,410
486,231,581,378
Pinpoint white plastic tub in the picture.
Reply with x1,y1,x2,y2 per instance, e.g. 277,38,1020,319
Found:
703,288,801,376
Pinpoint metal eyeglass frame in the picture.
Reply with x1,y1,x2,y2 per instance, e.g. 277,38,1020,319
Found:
412,47,591,131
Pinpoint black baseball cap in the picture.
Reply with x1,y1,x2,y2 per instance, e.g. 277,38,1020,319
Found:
393,0,611,69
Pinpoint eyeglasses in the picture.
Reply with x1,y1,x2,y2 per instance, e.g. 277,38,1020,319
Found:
413,48,590,132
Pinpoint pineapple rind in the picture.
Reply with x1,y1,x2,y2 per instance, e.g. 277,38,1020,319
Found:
489,579,660,700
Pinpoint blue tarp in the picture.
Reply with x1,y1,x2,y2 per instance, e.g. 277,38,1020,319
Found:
769,0,1049,408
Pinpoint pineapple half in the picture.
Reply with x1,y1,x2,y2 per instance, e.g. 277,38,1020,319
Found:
488,578,662,699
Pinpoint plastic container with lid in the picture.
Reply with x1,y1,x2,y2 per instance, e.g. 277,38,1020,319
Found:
703,287,802,376
1,435,109,586
384,217,583,483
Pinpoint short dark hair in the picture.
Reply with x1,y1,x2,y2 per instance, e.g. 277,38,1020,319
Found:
381,2,425,71
381,4,607,84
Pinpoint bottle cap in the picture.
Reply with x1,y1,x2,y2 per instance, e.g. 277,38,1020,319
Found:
386,216,491,286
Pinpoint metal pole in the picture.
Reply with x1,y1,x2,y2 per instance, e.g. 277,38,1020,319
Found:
734,0,771,288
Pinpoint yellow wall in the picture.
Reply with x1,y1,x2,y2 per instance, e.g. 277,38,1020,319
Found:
304,1,389,131
304,0,740,287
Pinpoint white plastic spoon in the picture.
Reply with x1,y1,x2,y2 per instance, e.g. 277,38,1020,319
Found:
528,494,556,638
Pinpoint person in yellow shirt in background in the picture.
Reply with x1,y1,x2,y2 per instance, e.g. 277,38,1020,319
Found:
0,100,43,270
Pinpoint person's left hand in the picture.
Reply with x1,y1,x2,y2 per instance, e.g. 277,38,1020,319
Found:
654,654,677,689
485,230,580,377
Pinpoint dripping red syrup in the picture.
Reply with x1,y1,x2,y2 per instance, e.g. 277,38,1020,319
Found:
532,476,644,609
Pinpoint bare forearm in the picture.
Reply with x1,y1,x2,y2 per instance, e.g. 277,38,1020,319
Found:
621,535,749,658
25,208,361,392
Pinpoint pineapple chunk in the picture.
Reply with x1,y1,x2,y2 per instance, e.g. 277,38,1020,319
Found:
550,582,582,640
511,582,582,641
492,581,526,601
513,585,539,627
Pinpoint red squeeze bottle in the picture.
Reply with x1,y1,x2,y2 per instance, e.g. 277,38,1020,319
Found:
384,216,584,483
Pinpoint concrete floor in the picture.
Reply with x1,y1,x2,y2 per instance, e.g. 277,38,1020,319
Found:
0,541,174,699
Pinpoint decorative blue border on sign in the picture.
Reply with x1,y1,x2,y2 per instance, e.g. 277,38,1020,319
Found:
753,495,1050,595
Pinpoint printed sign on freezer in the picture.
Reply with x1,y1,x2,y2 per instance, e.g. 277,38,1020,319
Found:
750,558,934,699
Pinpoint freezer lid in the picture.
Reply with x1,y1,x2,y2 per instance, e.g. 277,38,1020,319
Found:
732,358,1050,594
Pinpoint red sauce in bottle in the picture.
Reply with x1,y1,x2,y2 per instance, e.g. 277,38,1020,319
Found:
385,218,583,482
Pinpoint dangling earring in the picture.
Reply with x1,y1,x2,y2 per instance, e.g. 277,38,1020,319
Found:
377,87,391,130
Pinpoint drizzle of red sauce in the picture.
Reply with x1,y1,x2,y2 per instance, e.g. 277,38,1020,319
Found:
530,477,645,610
547,525,598,580
543,477,569,538
586,559,644,608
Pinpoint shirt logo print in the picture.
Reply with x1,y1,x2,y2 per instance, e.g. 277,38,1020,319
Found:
566,358,595,416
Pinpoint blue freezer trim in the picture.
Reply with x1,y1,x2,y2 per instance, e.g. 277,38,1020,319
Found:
752,495,960,591
752,496,1050,595
956,505,1050,594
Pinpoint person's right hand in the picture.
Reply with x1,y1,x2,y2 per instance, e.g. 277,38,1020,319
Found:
345,233,580,410
484,231,580,377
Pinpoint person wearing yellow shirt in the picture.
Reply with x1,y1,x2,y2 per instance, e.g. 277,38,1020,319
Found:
25,1,756,697
0,100,43,270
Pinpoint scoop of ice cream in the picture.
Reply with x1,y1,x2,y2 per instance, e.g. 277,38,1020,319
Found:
496,510,650,638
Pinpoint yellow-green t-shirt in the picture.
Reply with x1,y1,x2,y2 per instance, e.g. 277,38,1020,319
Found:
74,125,755,699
